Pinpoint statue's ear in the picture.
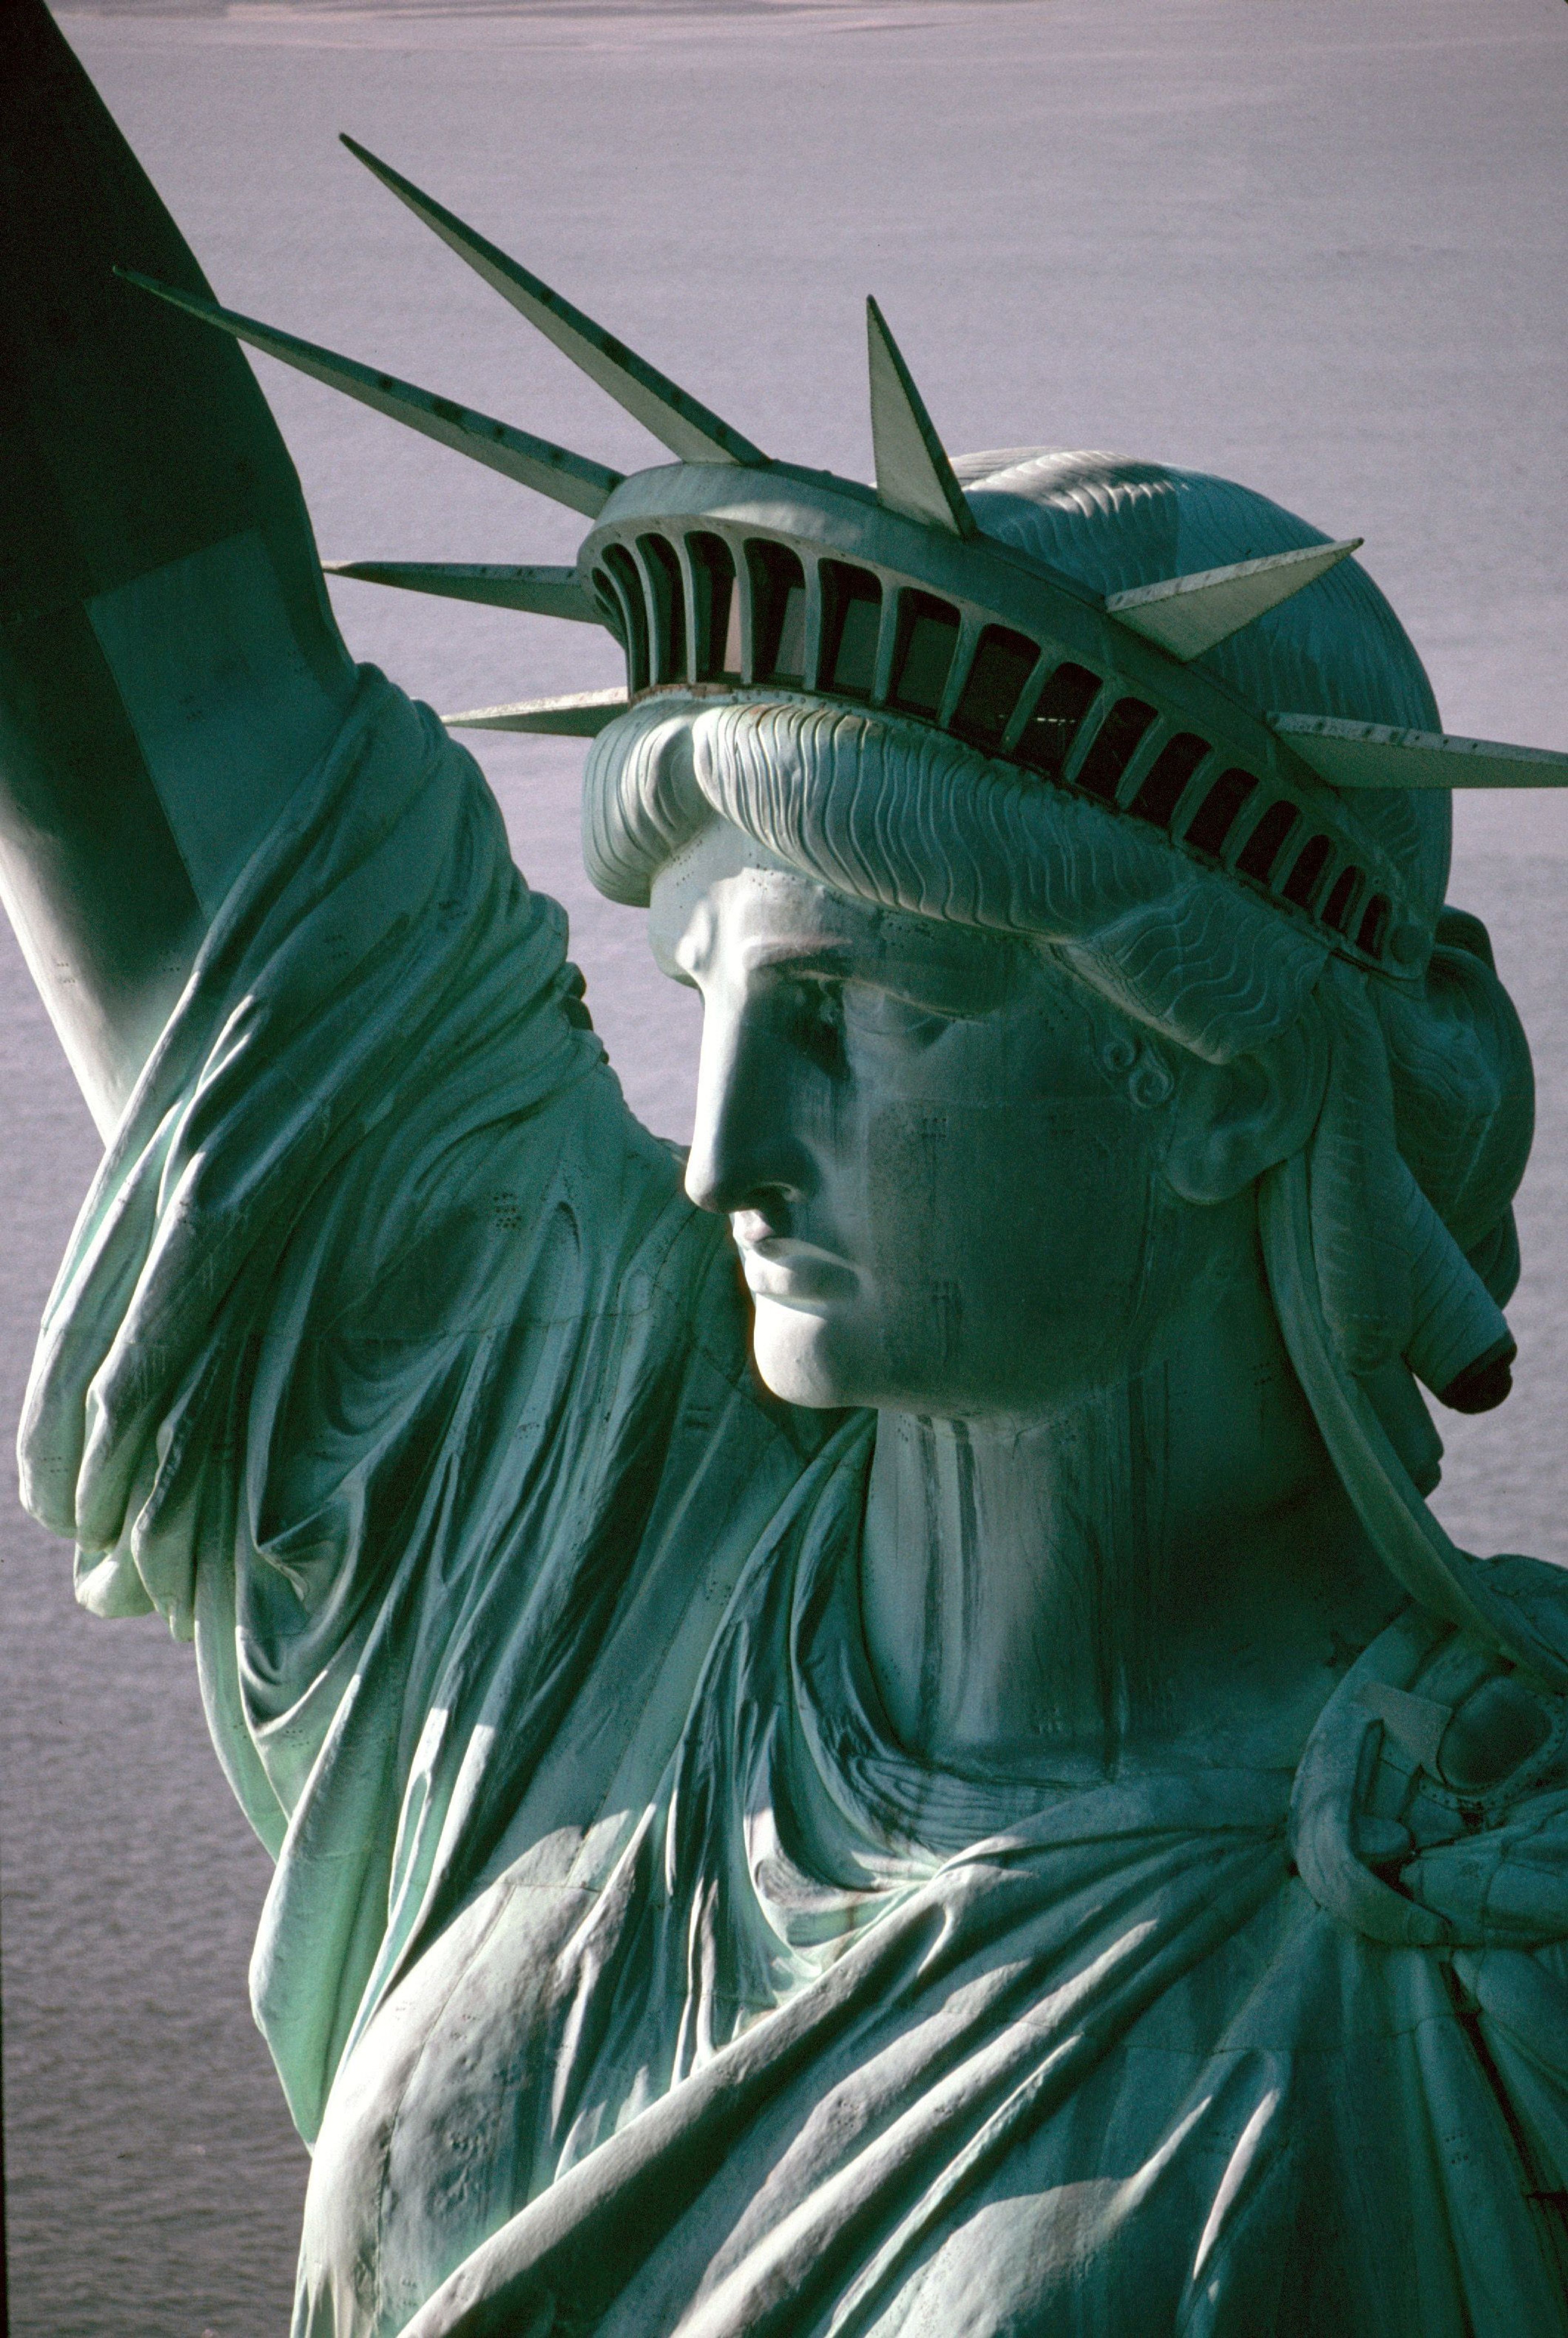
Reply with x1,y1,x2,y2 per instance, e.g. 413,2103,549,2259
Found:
1162,1012,1326,1204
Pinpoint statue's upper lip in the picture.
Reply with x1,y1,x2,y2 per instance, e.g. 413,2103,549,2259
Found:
735,1236,859,1305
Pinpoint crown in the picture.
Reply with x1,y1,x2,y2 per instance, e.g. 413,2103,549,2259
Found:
122,137,1568,983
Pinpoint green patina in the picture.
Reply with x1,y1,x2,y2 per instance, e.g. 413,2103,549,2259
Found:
4,4,1568,2334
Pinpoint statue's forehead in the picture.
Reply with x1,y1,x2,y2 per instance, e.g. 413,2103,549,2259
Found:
647,816,1030,1014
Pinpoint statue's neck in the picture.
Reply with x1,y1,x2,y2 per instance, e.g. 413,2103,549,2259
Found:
858,1203,1404,1777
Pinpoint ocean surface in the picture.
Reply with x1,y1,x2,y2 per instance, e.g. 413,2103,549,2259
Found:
1,1,1565,2329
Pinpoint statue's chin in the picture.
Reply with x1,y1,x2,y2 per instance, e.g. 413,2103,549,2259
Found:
750,1299,867,1411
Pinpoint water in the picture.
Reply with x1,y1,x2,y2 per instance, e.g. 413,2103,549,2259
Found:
1,1,1564,2329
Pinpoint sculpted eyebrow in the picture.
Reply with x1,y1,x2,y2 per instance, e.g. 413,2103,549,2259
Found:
743,940,860,975
744,938,1003,1020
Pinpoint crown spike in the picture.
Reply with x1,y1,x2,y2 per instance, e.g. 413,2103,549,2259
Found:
1272,714,1568,790
442,688,627,737
340,137,765,470
866,298,976,540
118,271,622,518
323,560,602,623
1108,539,1363,662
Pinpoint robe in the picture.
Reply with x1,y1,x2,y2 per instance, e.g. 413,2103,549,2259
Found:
21,670,1568,2337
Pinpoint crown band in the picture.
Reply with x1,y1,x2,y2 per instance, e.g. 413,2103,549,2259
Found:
582,490,1408,975
119,136,1568,985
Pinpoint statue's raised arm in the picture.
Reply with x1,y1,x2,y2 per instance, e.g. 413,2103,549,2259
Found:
0,0,812,2205
0,0,356,1129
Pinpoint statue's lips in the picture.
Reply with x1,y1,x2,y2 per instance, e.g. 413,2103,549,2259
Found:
735,1237,859,1310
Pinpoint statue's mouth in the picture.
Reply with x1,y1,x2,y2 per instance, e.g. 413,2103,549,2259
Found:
736,1234,860,1310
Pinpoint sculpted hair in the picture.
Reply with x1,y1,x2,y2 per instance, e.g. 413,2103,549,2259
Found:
584,448,1532,1430
586,691,1325,1063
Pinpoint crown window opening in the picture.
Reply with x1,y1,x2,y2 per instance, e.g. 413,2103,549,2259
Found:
951,626,1040,753
1185,768,1257,859
1127,732,1210,831
637,535,688,685
746,541,808,685
594,533,1381,965
1235,799,1298,884
602,545,649,695
1322,866,1363,934
688,533,744,682
1357,893,1391,957
820,563,883,702
1074,698,1158,803
1282,833,1334,910
590,571,626,647
1013,661,1102,780
889,591,961,718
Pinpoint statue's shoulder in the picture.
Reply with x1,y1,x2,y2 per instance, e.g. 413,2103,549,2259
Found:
1294,1580,1568,1952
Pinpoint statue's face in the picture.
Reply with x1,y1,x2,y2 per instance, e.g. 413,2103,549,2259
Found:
649,819,1181,1415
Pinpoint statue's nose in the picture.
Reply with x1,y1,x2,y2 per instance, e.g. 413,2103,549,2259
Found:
684,1006,811,1220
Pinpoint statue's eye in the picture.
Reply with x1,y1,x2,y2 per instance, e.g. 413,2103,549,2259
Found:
779,977,949,1072
840,985,949,1048
785,976,848,1074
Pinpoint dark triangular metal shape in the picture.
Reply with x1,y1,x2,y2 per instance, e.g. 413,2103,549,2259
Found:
118,270,623,518
1107,540,1362,661
442,688,628,736
866,297,975,538
341,137,766,469
1272,714,1568,790
323,560,602,623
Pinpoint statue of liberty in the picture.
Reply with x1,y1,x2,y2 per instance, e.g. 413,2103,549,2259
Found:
5,6,1568,2331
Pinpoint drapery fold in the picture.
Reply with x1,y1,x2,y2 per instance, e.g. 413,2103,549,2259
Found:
19,669,820,2151
18,670,1568,2336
